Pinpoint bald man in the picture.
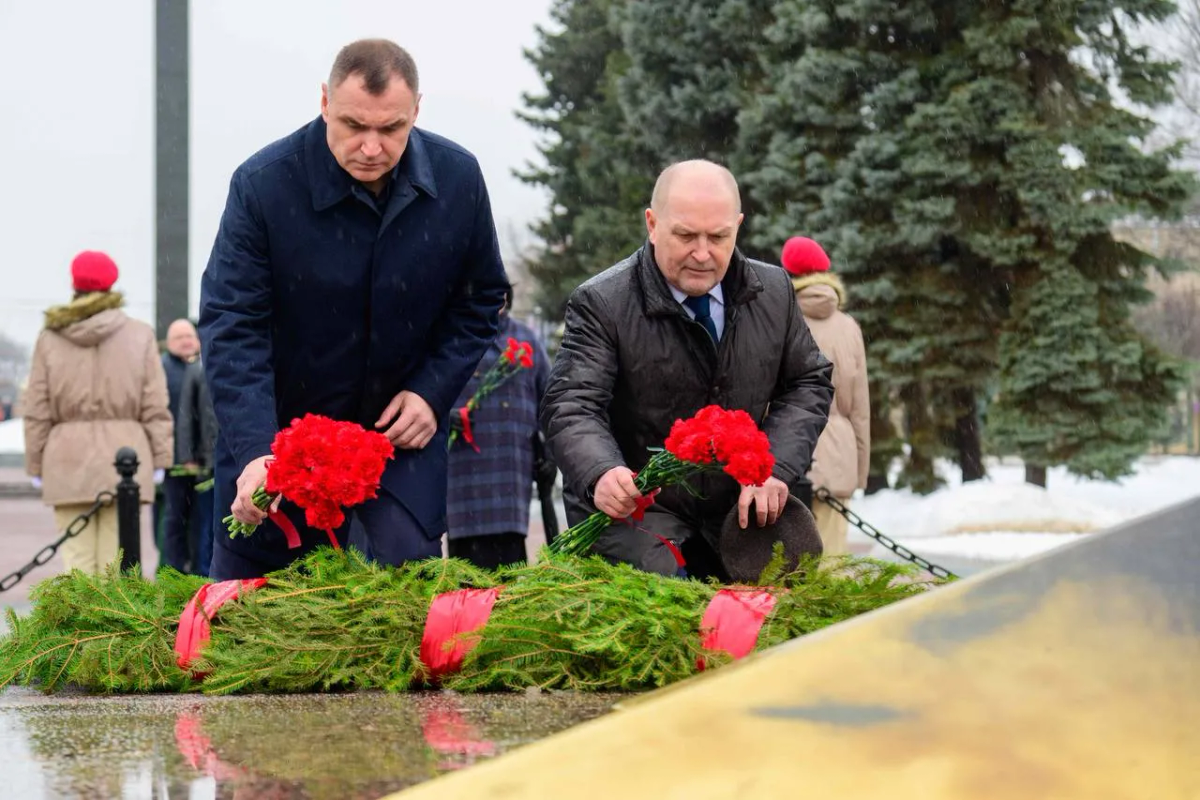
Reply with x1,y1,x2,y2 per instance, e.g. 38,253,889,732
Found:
161,318,203,573
541,160,834,580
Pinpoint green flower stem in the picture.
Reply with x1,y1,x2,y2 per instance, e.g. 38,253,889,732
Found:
222,485,278,539
447,360,523,451
548,451,710,557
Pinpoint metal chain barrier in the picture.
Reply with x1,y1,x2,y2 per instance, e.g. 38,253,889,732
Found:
0,491,115,593
815,487,959,580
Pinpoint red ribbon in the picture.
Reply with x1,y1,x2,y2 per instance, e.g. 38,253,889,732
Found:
174,712,243,780
629,489,660,522
618,475,676,566
652,534,687,568
267,508,339,550
269,509,303,549
174,578,268,672
419,588,500,682
420,698,497,769
622,472,659,525
459,406,480,453
696,588,777,670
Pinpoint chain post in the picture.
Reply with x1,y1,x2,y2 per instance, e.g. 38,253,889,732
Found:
0,491,114,593
114,447,142,572
815,487,959,580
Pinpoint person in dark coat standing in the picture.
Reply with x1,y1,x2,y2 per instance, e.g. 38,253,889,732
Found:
541,160,833,581
178,358,219,576
159,318,201,573
445,302,554,569
199,39,509,580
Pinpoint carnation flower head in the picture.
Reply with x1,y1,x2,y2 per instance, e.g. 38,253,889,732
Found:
264,414,394,532
663,405,774,485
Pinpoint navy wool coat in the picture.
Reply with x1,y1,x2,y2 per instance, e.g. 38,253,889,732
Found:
199,117,509,544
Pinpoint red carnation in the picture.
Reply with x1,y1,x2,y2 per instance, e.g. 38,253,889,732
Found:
225,414,394,548
552,404,776,557
450,337,537,452
664,406,775,483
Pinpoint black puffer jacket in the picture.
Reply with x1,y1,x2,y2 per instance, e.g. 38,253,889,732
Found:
542,242,834,531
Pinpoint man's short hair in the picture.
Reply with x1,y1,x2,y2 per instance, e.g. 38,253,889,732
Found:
329,39,419,96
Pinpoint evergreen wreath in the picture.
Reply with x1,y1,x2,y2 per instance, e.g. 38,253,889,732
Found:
0,548,936,695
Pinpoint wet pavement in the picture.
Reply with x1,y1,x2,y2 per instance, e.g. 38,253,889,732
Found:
0,686,623,798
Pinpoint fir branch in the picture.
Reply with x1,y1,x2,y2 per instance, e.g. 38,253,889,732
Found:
0,548,939,695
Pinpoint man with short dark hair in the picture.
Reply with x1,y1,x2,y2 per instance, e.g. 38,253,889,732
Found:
200,38,509,579
542,160,833,581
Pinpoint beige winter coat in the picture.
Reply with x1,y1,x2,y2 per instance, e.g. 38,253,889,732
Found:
795,274,870,497
23,292,173,505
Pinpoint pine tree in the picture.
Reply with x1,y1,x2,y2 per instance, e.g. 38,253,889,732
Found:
517,0,656,318
972,0,1193,484
616,0,777,257
742,0,1192,489
741,1,989,491
989,264,1184,483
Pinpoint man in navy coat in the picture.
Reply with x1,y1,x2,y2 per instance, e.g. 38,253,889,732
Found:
199,39,509,579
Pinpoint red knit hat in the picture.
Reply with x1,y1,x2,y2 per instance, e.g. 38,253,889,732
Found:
71,251,119,293
780,236,831,277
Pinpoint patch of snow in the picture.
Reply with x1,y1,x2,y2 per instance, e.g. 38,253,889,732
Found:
881,531,1089,562
0,418,23,454
892,479,1119,538
847,455,1200,564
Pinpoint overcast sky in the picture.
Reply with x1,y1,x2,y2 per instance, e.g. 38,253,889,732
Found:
0,0,553,349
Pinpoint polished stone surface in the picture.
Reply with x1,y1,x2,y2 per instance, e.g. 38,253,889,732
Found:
0,687,621,799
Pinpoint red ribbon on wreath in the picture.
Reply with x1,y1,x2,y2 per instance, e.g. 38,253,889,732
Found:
175,578,268,672
696,588,777,670
419,588,501,682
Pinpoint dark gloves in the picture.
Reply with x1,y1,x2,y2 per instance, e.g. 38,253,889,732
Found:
533,430,557,490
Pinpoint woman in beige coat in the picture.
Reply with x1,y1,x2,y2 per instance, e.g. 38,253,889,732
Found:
23,251,173,574
781,237,870,555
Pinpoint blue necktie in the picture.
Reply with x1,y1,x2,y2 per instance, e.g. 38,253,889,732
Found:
683,293,719,343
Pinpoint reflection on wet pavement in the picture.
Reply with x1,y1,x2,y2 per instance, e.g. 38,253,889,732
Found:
0,687,622,799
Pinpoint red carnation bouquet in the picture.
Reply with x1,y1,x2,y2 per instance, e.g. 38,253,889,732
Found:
224,414,395,549
548,405,775,557
448,337,535,452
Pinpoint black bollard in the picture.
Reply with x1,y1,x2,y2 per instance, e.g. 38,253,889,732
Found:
114,447,141,571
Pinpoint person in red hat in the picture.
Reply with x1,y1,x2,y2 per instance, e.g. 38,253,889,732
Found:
22,251,173,574
781,236,871,555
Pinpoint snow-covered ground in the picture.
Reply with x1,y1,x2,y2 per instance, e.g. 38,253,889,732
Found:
850,455,1200,565
0,418,22,455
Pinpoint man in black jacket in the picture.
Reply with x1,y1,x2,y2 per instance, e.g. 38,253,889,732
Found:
179,358,219,575
159,319,200,573
540,160,833,580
